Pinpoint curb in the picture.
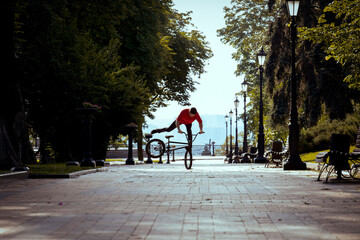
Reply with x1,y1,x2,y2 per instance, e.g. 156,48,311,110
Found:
305,162,319,171
0,171,29,179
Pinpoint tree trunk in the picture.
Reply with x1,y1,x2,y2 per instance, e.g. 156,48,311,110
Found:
0,0,36,169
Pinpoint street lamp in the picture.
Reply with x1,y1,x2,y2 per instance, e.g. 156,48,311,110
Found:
241,79,251,163
125,123,137,165
254,48,267,163
233,97,240,163
286,0,300,16
77,107,99,168
225,115,229,156
228,109,233,163
283,0,307,170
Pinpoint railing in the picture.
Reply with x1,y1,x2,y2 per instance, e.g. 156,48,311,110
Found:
106,145,223,158
167,145,222,157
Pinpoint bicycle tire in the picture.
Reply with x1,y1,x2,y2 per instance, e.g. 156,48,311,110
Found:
184,148,193,170
146,139,165,158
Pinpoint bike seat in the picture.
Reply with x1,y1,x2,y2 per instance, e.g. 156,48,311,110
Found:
145,134,152,139
165,135,174,139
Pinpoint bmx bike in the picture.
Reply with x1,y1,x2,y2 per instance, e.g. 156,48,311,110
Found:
145,132,202,170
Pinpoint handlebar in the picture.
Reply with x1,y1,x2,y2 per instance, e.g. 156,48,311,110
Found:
182,132,204,143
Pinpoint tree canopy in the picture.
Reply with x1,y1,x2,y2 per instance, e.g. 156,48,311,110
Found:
218,0,360,151
0,0,212,168
299,0,360,89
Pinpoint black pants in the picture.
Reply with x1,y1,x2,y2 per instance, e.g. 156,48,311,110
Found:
157,121,192,144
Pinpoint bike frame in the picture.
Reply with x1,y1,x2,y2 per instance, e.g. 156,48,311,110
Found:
165,133,200,163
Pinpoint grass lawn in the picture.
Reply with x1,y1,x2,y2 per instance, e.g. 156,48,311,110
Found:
300,146,356,163
300,151,326,163
25,163,96,175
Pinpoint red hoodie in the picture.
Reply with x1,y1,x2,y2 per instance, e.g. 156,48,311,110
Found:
176,109,202,125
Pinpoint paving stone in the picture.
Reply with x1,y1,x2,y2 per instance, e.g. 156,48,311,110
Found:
0,160,360,239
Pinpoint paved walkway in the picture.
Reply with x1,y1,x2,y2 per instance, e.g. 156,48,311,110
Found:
1,159,360,240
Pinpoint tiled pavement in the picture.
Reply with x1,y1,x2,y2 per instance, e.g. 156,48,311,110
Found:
1,159,360,240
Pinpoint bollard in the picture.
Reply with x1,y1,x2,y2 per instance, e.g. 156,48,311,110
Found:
145,134,153,164
124,123,137,165
212,141,215,156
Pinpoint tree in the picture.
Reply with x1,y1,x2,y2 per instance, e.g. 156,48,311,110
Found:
217,0,278,78
159,10,213,106
0,0,212,167
299,0,360,89
217,0,278,144
0,0,36,169
269,0,357,126
219,0,359,141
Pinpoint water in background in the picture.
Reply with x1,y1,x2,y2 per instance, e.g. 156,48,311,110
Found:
162,145,222,157
107,145,224,158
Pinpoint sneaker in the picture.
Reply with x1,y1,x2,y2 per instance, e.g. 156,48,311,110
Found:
151,129,159,134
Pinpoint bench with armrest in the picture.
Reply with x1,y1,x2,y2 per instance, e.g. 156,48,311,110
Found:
317,134,352,182
347,126,360,177
350,126,360,160
241,147,257,163
265,141,288,167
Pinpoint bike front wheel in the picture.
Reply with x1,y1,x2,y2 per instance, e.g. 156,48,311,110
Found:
184,148,193,170
146,139,165,158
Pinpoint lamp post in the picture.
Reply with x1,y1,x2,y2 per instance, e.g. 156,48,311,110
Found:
125,123,137,165
284,0,307,170
241,79,251,163
228,110,233,163
225,115,229,156
233,97,240,163
254,48,267,163
77,107,98,168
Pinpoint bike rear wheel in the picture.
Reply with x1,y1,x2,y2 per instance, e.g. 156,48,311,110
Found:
146,139,165,158
184,148,193,170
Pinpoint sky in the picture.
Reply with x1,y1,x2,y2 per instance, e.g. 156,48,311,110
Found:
147,0,245,123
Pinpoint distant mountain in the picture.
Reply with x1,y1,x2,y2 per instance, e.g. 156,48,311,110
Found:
145,114,243,146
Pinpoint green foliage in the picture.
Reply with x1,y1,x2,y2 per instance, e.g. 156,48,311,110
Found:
219,0,359,146
264,123,288,148
4,0,212,165
149,9,213,111
108,135,128,150
299,0,360,89
299,114,360,153
163,11,213,102
217,0,279,76
217,0,280,146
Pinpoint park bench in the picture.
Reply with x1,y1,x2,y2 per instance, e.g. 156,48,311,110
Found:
316,127,360,182
265,141,286,167
351,126,360,160
317,134,352,182
347,127,360,176
241,146,257,163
